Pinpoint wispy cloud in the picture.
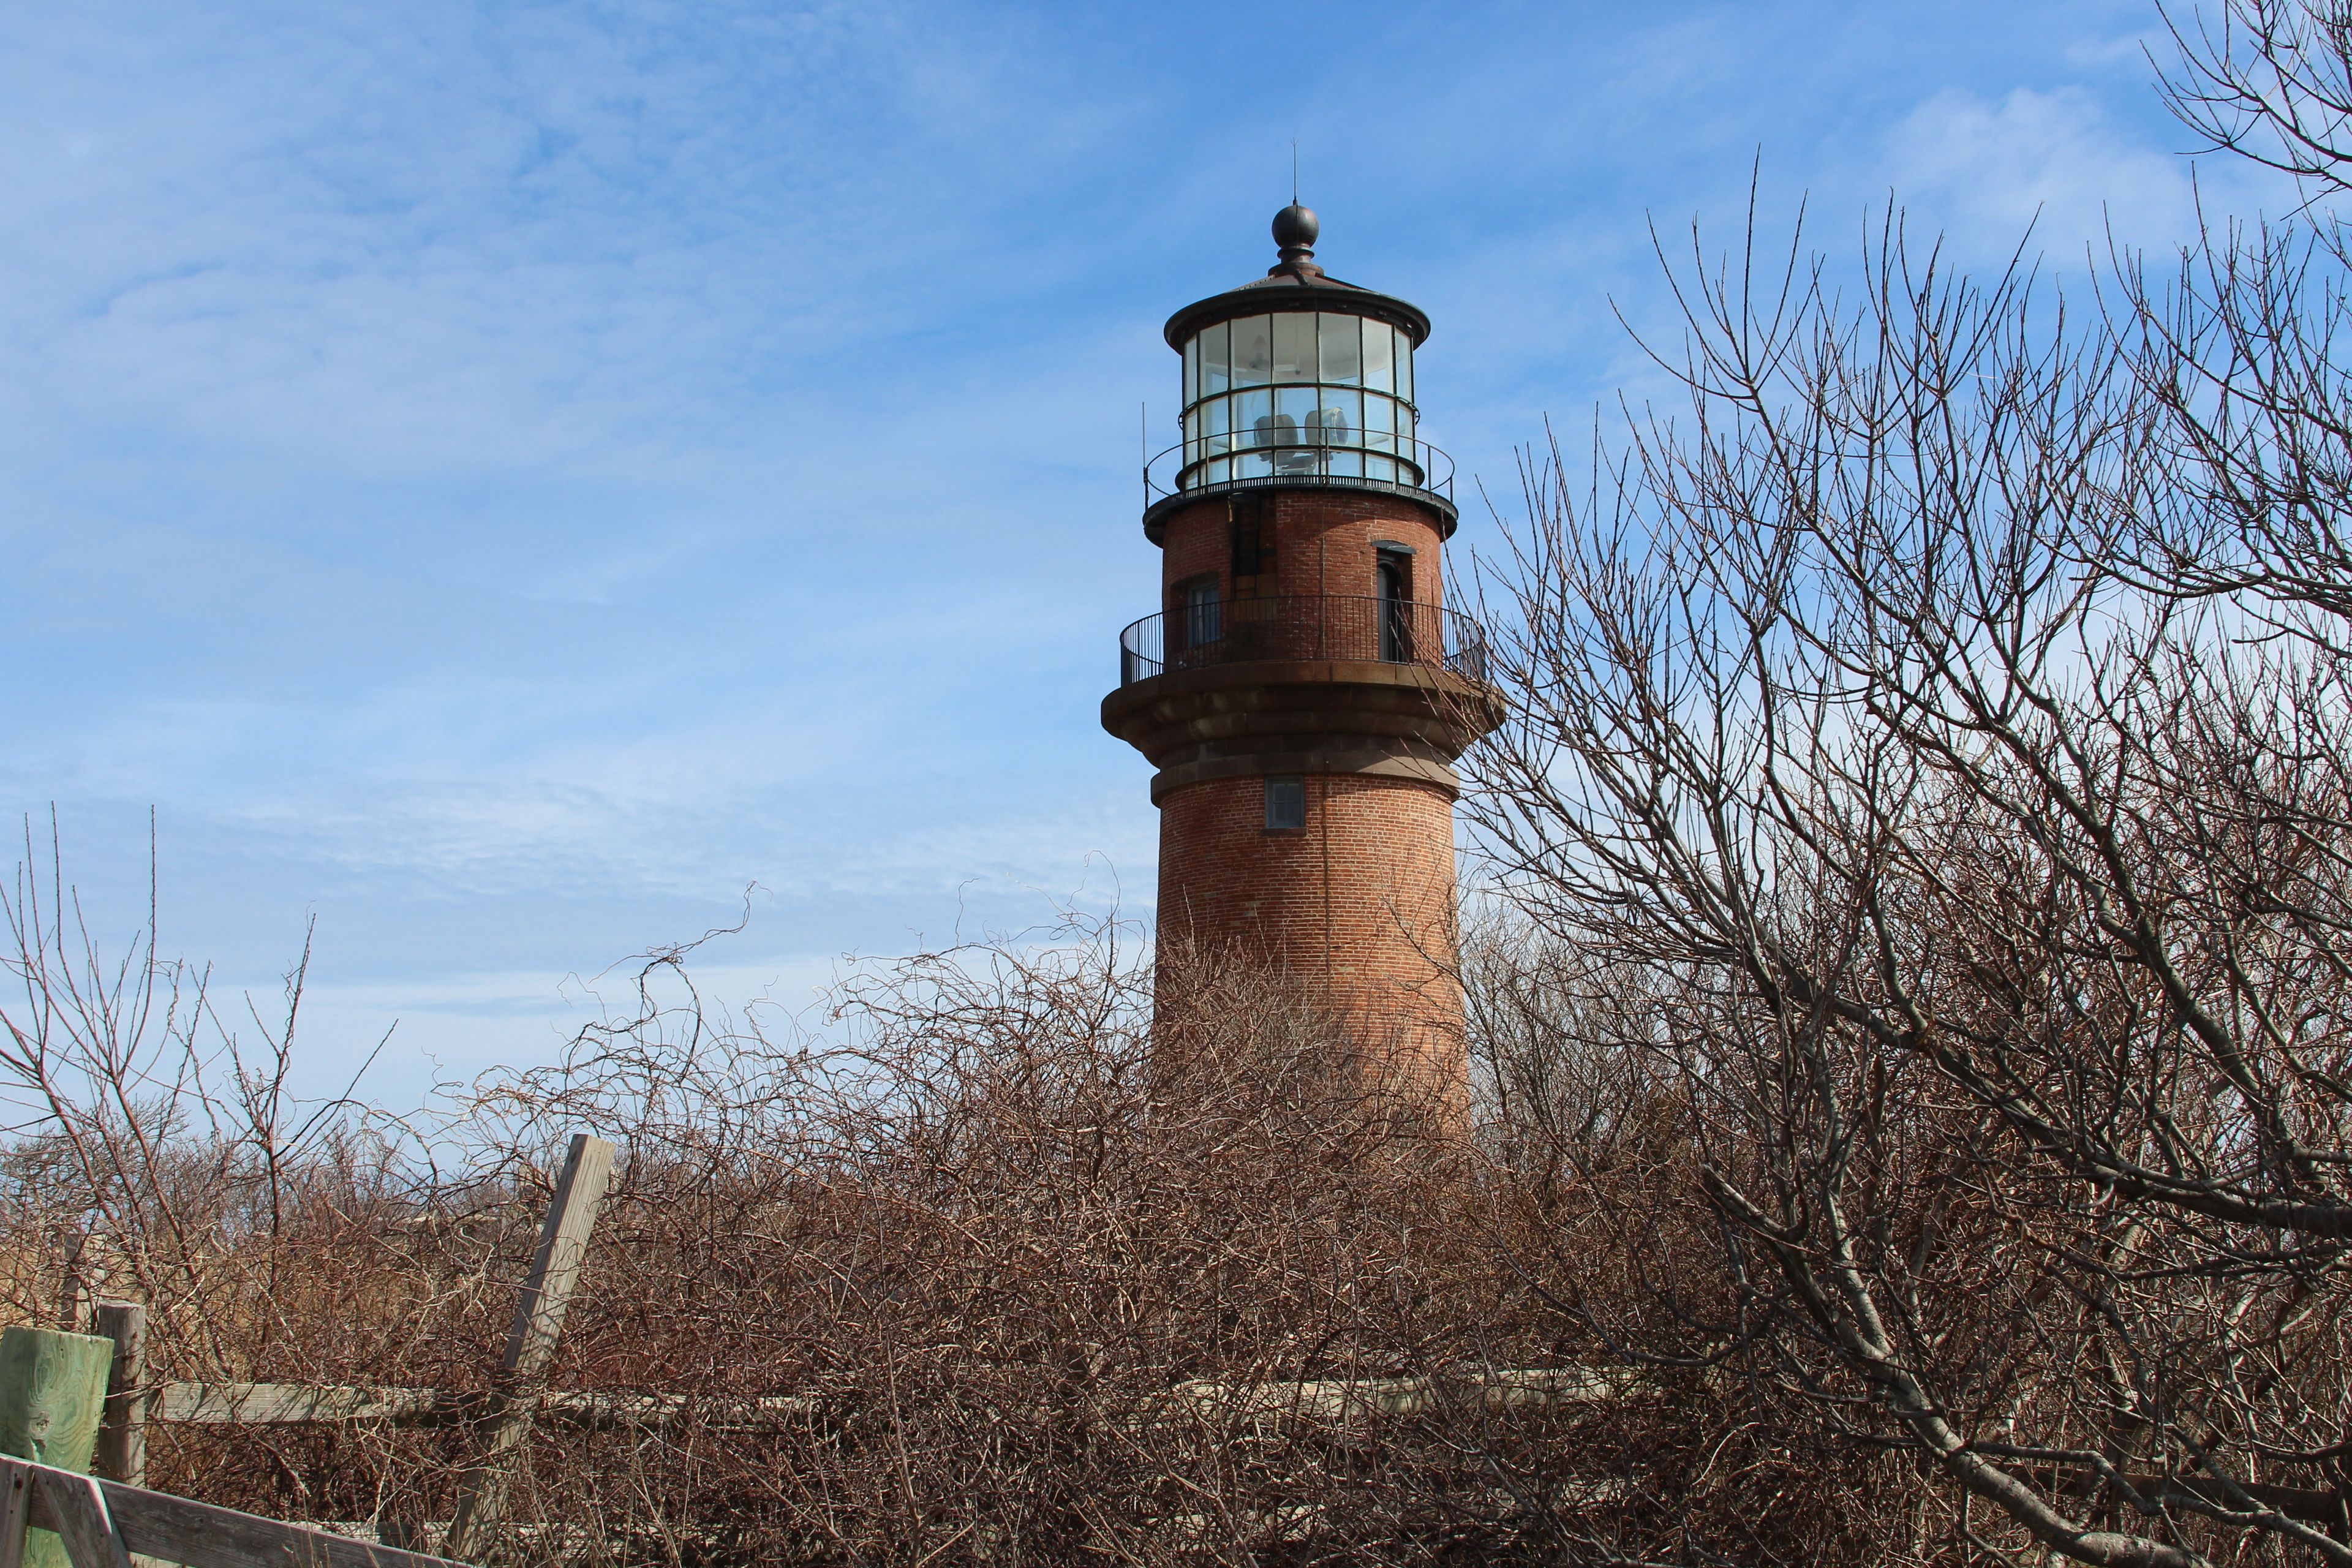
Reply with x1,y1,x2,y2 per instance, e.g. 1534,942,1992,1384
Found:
3,0,2301,1106
1882,83,2278,262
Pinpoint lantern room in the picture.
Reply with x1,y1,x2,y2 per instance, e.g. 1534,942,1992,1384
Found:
1178,309,1417,486
1144,205,1453,541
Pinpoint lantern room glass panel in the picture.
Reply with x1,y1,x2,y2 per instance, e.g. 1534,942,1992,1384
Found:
1363,326,1394,394
1318,314,1362,385
1395,327,1414,404
1234,388,1273,478
1271,314,1314,383
1232,317,1273,386
1201,321,1231,395
1273,386,1317,472
1319,386,1363,476
1364,394,1396,481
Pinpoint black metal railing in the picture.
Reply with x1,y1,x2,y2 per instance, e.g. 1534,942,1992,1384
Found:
1144,432,1456,508
1117,595,1490,687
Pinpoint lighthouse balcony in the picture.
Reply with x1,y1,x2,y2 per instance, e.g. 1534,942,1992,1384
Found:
1142,432,1458,540
1117,594,1490,688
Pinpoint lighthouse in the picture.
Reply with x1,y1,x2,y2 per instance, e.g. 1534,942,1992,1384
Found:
1103,205,1499,1107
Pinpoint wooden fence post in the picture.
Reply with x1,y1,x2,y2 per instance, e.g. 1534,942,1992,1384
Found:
0,1328,115,1568
442,1133,614,1562
88,1310,143,1492
53,1234,89,1336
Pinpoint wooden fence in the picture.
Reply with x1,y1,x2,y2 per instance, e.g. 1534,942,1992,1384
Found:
28,1124,2345,1560
1,1452,465,1568
9,1136,617,1567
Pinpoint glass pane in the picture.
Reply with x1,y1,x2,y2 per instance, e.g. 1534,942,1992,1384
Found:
1273,386,1317,474
1265,778,1305,830
1318,314,1362,385
1321,385,1365,478
1206,394,1231,453
1235,388,1273,477
1184,404,1201,469
1183,334,1199,409
1236,388,1273,443
1395,329,1414,404
1316,387,1362,446
1364,322,1394,393
1366,453,1397,483
1202,322,1231,395
1366,391,1396,453
1271,314,1314,383
1232,317,1272,387
1206,456,1231,484
1186,582,1222,647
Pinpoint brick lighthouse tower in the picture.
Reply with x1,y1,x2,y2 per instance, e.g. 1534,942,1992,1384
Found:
1102,205,1498,1105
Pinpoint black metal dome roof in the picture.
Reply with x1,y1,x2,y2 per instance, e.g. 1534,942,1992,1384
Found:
1162,206,1431,351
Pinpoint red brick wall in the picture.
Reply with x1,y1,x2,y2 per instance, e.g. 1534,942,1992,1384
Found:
1146,487,1469,1110
1158,493,1447,609
1156,769,1467,1098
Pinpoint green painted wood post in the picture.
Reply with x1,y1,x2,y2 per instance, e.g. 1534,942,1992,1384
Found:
0,1326,115,1568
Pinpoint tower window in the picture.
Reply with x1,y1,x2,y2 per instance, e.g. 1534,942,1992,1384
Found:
1376,546,1414,662
1177,577,1222,650
1230,495,1273,589
1264,776,1306,832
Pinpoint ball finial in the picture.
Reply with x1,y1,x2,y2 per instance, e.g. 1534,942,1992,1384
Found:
1272,203,1319,253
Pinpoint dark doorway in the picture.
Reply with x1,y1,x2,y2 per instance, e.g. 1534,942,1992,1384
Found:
1376,551,1411,662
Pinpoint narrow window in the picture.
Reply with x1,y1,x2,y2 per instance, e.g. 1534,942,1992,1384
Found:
1180,578,1221,650
1230,494,1272,582
1264,776,1306,832
1376,546,1414,662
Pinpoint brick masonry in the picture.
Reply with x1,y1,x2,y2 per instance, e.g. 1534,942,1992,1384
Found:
1155,769,1468,1098
1131,486,1474,1105
1158,489,1446,612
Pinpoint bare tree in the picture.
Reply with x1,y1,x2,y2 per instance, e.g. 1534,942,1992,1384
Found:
1464,17,2352,1554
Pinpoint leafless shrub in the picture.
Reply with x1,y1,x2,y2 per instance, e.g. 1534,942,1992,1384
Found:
7,865,1857,1566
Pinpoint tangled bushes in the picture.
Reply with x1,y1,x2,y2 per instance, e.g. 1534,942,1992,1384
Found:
4,891,1920,1566
13,4,2352,1562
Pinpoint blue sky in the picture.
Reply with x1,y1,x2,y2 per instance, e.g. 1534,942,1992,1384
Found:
0,0,2289,1104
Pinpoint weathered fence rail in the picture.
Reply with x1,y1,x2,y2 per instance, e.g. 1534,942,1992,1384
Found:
3,1452,466,1568
153,1385,817,1430
150,1372,1621,1437
1169,1365,1623,1422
